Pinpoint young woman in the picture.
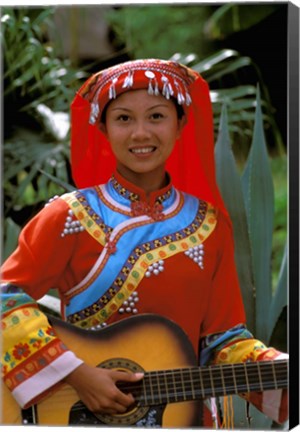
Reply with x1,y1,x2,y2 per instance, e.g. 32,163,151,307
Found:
1,59,287,427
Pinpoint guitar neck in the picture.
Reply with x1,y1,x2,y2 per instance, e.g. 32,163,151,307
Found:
122,359,288,406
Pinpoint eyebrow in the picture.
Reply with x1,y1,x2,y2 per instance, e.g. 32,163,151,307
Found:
110,104,170,112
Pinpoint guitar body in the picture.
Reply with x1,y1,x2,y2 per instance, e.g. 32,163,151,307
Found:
2,314,202,427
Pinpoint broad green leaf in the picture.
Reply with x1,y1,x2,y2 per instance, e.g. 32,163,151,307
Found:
215,105,255,332
241,86,274,343
267,244,288,342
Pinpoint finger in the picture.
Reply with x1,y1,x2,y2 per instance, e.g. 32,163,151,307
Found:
113,388,136,408
113,370,144,382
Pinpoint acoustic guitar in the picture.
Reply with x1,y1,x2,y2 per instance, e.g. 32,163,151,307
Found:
1,314,288,427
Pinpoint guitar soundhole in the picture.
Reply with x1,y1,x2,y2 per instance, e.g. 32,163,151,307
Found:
95,357,149,426
69,358,164,426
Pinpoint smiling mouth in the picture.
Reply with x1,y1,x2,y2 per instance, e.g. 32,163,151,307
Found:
129,147,156,154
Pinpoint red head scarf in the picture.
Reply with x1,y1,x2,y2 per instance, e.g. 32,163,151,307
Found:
70,59,228,217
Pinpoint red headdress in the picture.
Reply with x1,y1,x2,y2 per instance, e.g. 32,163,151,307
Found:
71,59,228,217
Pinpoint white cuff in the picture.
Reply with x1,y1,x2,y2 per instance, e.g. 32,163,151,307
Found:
12,351,83,408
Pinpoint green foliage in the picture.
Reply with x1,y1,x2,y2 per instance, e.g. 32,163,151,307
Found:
215,88,287,343
175,51,283,152
204,3,280,40
215,105,255,332
215,90,287,429
105,5,212,59
3,219,21,262
241,87,275,342
2,6,80,239
1,7,86,112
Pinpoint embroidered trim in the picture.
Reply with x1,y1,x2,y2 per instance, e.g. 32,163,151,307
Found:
3,340,68,391
67,202,217,328
96,183,176,217
1,305,41,330
97,185,132,215
110,174,172,205
1,294,38,319
61,191,112,246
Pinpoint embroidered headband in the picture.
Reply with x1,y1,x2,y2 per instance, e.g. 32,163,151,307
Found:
76,59,199,125
71,58,230,220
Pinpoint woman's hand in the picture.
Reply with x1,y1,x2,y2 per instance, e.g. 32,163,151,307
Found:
64,363,144,415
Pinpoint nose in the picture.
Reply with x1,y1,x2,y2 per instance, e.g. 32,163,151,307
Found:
131,120,151,141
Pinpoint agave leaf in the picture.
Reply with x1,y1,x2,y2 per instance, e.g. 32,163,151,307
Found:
3,218,21,263
215,105,255,331
267,244,288,342
241,86,274,342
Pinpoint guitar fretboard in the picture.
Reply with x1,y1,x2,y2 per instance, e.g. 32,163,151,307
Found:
119,359,288,406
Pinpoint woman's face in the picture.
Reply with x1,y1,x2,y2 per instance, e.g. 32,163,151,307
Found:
100,89,185,184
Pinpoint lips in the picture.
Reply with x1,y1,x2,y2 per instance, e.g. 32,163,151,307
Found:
129,147,156,154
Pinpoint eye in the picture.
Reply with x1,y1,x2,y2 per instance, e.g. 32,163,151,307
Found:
150,112,164,120
117,114,130,122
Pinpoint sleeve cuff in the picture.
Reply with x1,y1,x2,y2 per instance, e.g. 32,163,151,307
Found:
11,351,84,409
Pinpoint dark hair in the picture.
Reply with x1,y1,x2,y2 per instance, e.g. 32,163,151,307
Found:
100,95,185,125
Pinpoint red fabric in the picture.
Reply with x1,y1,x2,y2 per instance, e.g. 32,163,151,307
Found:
70,60,229,219
1,195,245,353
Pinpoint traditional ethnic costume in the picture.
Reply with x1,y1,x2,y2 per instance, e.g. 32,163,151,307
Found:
1,59,287,427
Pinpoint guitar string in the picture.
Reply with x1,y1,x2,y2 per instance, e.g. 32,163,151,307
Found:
67,361,287,411
117,362,287,397
109,361,288,390
70,379,287,413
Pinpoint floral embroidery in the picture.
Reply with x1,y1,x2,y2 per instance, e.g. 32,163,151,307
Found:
46,327,56,337
12,343,31,360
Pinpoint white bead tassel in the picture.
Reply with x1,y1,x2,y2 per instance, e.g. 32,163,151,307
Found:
109,77,118,99
145,70,155,95
122,70,134,88
161,75,174,100
174,80,185,105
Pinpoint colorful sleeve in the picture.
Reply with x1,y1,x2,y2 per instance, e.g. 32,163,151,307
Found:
1,198,84,408
1,292,83,409
199,326,288,425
